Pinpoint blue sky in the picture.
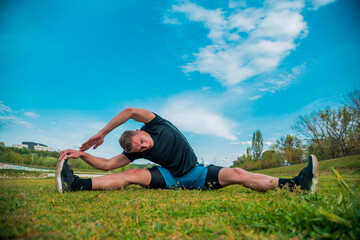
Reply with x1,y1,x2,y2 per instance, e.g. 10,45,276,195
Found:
1,0,359,166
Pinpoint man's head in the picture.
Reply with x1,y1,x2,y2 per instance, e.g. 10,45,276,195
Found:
119,129,154,153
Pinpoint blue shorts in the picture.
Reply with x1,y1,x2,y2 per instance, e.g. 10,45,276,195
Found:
147,164,224,190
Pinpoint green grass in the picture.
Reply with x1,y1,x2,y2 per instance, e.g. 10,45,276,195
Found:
0,169,48,178
1,156,359,239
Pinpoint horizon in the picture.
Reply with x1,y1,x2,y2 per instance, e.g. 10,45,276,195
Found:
1,0,359,167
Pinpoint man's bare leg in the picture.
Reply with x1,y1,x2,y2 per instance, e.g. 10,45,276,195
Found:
91,168,151,190
218,168,279,192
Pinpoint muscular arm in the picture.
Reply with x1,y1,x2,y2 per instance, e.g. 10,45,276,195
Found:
80,108,155,151
81,153,131,171
59,149,131,171
99,108,155,136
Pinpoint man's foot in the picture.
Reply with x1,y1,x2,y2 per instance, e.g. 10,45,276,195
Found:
55,158,77,193
294,154,319,193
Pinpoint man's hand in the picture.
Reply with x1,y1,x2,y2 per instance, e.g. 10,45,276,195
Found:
80,132,104,152
59,149,83,161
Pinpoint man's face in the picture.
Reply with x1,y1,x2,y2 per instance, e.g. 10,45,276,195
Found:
130,130,154,153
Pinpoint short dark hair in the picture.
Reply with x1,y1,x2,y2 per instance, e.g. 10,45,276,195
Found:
119,130,137,152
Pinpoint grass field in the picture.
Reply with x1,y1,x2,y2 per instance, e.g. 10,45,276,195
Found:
1,155,359,239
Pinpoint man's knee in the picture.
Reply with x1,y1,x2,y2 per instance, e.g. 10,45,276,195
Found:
228,168,249,180
122,168,151,186
233,167,248,175
219,167,249,186
123,168,139,174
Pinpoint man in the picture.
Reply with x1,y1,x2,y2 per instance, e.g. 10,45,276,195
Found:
56,108,319,193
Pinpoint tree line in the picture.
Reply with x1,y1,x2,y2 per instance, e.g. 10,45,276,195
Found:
231,89,360,170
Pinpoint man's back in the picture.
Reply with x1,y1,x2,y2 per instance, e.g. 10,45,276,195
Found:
122,114,198,176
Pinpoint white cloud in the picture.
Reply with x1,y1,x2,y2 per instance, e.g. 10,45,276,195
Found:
0,115,33,129
201,86,210,91
0,101,12,114
160,93,237,140
259,63,305,93
310,0,336,10
169,0,308,87
264,141,273,146
173,3,227,43
230,141,251,145
249,95,263,101
163,15,180,25
0,102,33,129
229,0,246,9
24,111,40,118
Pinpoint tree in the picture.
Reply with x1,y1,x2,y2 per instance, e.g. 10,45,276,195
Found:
293,111,328,158
260,150,282,168
293,105,359,159
246,146,252,160
251,130,263,160
344,88,360,125
320,107,356,157
231,146,252,168
272,135,305,164
231,154,245,168
0,148,23,164
344,88,360,150
232,130,262,168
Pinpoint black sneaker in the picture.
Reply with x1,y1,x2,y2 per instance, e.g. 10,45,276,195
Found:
294,154,319,193
55,158,77,193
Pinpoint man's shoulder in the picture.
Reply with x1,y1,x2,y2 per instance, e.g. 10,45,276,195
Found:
144,113,168,126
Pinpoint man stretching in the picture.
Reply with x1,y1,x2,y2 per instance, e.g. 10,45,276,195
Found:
56,108,319,193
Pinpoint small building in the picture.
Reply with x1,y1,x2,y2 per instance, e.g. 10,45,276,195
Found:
12,142,54,152
12,144,28,149
34,145,53,152
22,142,47,150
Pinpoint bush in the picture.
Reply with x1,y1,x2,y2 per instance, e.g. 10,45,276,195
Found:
39,156,58,167
0,149,23,164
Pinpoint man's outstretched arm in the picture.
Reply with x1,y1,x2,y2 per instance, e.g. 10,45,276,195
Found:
59,149,131,171
80,108,155,151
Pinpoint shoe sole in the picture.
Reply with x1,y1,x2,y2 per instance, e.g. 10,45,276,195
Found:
55,157,66,193
310,154,319,193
